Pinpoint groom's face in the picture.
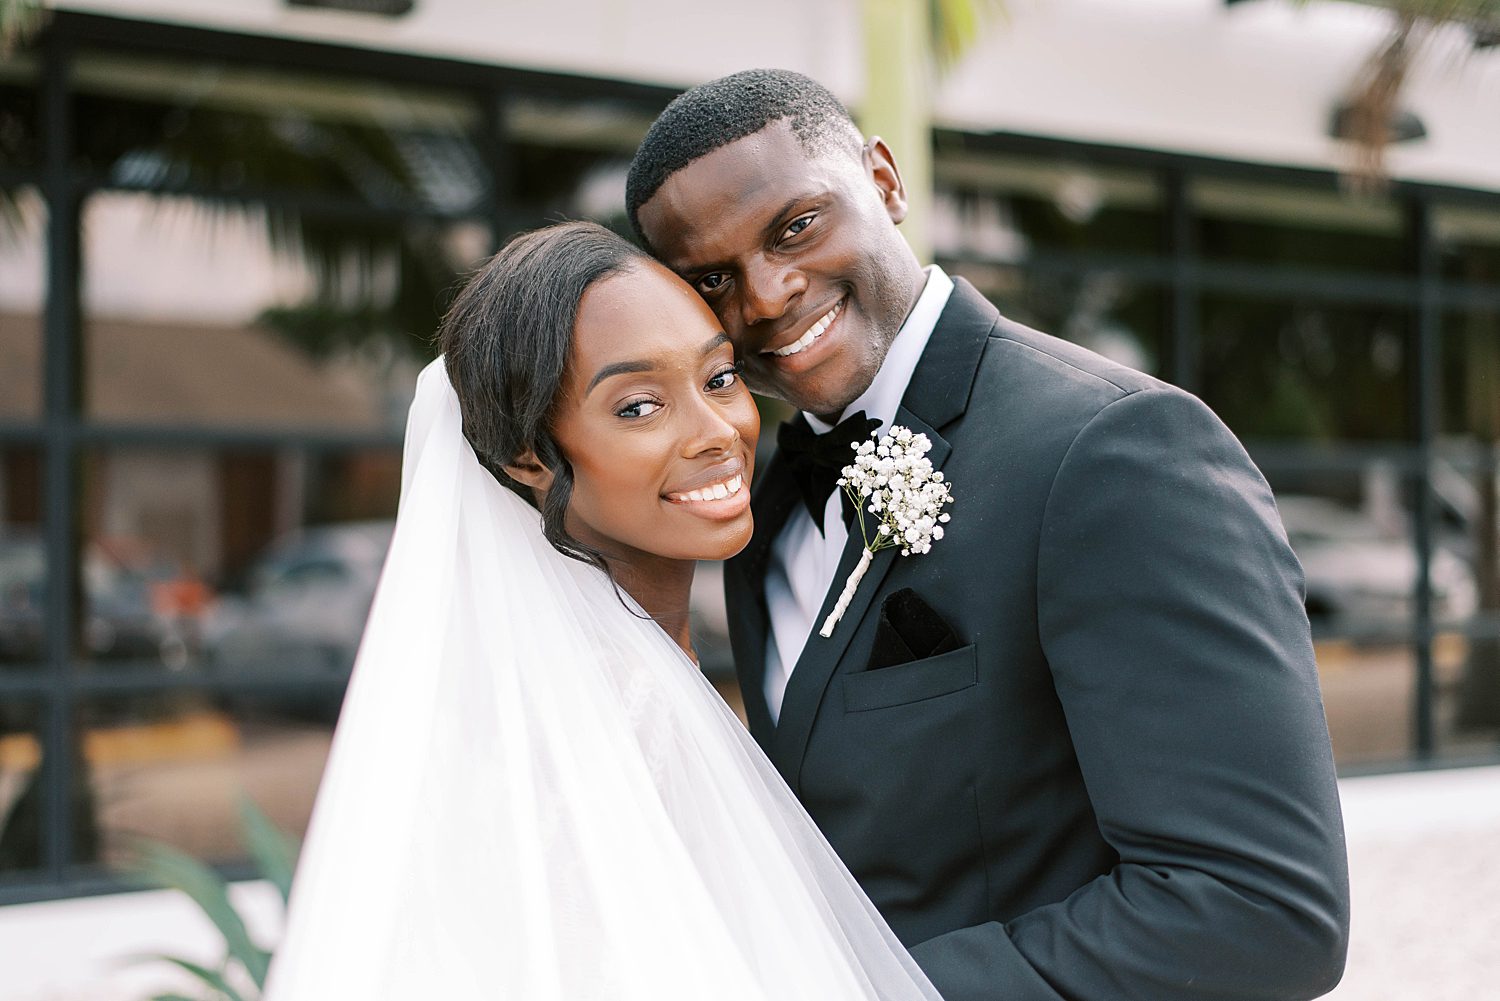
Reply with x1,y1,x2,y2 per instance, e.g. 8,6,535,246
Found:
637,119,921,422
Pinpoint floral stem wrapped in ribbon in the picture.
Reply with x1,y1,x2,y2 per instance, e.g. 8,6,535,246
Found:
819,425,954,638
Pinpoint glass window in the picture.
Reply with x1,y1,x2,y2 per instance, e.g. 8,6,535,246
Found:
1191,178,1405,274
1429,445,1500,757
1200,295,1410,442
72,51,488,214
0,700,44,879
934,152,1164,261
74,695,334,868
79,446,399,675
1317,640,1419,770
1,446,44,669
946,261,1165,377
1432,307,1500,754
1434,203,1500,285
0,54,40,170
505,94,656,229
0,186,45,424
1258,467,1425,770
82,191,485,431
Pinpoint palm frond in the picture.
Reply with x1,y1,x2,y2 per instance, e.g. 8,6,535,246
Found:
930,0,1005,71
0,0,46,58
237,795,300,906
123,839,272,989
131,954,249,1001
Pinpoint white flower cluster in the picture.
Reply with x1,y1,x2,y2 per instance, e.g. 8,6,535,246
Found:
837,425,953,557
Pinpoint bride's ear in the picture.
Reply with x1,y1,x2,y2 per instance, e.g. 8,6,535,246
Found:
503,451,555,495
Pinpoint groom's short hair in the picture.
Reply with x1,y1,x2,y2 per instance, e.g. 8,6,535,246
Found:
625,69,863,247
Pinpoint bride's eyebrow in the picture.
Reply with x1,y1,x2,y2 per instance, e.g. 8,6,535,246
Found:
585,333,731,395
587,358,654,395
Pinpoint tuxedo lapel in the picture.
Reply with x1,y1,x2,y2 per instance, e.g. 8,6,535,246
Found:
769,410,952,787
766,279,995,792
725,449,801,743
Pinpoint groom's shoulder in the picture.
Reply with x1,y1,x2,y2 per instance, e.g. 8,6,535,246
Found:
972,311,1168,418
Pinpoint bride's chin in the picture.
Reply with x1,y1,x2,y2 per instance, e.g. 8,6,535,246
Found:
684,514,754,563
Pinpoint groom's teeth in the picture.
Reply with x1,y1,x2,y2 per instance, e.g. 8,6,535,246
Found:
712,482,729,499
771,299,843,358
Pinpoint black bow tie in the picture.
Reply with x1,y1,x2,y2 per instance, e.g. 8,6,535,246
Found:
776,411,882,534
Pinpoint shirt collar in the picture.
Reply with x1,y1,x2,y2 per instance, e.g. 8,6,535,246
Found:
804,264,955,435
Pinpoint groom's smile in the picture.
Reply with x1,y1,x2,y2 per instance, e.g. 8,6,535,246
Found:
764,295,845,359
637,119,925,423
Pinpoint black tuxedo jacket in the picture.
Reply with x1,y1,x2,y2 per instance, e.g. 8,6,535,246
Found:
725,280,1350,1001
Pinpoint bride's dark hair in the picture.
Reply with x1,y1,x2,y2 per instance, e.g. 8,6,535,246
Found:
439,220,652,572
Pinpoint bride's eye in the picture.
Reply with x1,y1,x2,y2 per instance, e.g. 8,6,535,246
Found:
616,398,662,419
705,363,742,392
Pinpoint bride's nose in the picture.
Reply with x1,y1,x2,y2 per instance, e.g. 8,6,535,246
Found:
679,395,740,457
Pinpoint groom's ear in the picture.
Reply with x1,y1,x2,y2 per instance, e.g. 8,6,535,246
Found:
502,450,555,495
862,137,909,226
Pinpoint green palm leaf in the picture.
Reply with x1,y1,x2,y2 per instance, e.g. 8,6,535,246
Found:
237,795,300,906
124,839,272,989
133,954,249,1001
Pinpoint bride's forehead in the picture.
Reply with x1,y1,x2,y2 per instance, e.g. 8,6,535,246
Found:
576,267,714,337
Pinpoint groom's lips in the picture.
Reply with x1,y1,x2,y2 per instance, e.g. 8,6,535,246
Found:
758,296,848,375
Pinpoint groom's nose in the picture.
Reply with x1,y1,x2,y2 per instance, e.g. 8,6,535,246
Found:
737,254,806,332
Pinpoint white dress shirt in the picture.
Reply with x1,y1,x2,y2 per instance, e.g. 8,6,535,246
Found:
762,265,955,723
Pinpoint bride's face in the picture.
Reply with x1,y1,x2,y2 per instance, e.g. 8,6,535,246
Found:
550,260,759,565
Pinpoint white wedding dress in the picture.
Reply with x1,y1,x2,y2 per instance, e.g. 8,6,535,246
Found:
262,359,941,1001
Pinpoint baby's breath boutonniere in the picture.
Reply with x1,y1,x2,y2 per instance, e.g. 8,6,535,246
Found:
819,425,953,638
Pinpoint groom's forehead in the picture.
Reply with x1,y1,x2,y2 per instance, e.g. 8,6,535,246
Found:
640,124,838,256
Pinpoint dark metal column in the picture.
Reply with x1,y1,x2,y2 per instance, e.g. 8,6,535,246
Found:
481,85,513,252
1165,169,1198,392
39,28,81,878
1409,196,1438,758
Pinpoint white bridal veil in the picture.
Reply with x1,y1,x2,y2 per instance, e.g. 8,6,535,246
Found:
263,359,940,1001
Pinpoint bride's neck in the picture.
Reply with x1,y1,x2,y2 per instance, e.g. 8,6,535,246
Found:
606,556,698,663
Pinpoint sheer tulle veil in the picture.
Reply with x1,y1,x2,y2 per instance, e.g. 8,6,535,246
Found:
262,358,940,1000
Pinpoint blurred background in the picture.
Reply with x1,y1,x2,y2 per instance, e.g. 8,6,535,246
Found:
0,0,1496,996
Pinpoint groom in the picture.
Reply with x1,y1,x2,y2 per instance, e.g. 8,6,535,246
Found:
627,70,1349,1000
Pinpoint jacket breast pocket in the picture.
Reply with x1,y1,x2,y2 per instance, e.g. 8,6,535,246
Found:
842,643,977,713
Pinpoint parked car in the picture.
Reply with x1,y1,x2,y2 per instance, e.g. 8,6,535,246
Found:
202,519,740,683
1276,494,1478,635
203,521,395,679
0,531,190,666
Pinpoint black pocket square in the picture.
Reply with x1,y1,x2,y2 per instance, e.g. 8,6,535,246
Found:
866,588,962,670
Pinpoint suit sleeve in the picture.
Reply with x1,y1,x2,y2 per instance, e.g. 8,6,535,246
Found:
908,387,1351,1001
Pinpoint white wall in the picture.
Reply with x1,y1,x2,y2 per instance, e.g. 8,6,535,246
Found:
47,0,1500,191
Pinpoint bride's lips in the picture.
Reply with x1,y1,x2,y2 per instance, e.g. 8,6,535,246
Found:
663,459,751,520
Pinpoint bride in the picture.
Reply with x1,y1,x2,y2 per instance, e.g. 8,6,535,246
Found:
263,221,941,1000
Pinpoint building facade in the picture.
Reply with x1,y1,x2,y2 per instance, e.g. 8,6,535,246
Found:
1,0,1498,908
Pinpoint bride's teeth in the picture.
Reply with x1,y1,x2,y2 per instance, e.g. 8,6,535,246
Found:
672,474,746,503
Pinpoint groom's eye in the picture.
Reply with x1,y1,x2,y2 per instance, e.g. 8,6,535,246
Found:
697,272,729,294
783,214,815,239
